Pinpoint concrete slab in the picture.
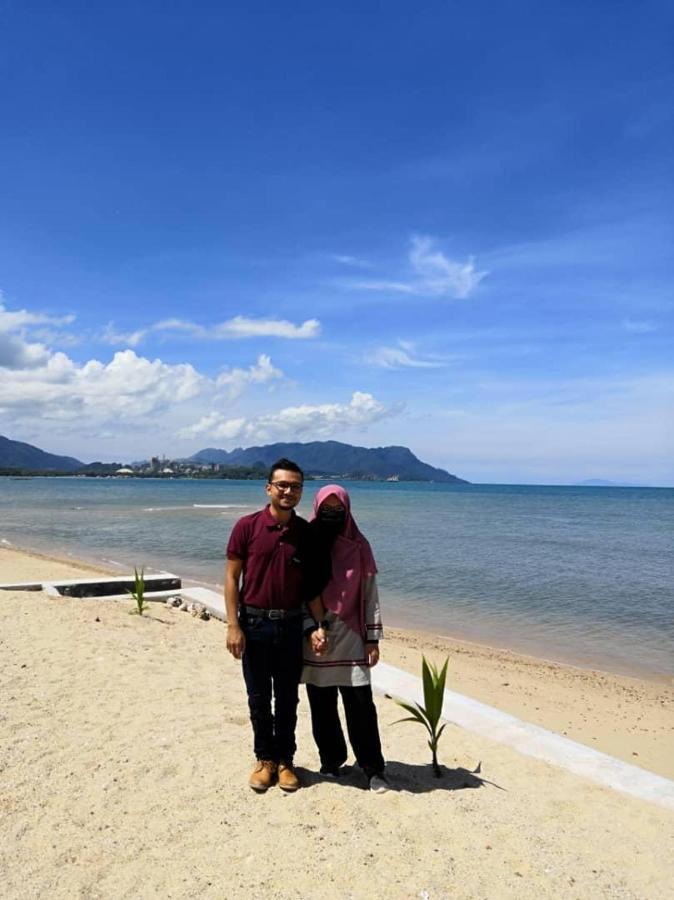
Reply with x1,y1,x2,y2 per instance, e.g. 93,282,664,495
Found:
180,587,226,621
44,574,180,598
0,581,43,591
372,661,674,812
10,568,669,812
43,588,183,604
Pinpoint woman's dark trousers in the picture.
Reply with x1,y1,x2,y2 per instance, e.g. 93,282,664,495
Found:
241,615,303,763
306,683,385,777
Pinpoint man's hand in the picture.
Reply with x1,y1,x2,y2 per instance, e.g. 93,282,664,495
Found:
227,624,246,659
366,643,379,667
310,627,328,655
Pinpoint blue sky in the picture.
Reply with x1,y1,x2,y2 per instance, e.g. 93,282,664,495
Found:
0,0,672,483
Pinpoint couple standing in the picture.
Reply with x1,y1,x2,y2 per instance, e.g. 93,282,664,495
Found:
224,458,387,793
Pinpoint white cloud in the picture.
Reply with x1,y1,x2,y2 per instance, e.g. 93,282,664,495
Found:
0,300,75,333
332,254,372,268
178,391,400,443
367,342,446,369
215,354,284,398
102,315,321,347
349,235,487,299
210,316,320,339
0,332,52,369
0,349,205,421
0,299,288,427
0,300,76,370
0,348,288,424
101,323,148,347
180,413,248,441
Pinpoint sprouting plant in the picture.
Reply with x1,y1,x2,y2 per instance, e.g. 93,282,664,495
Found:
394,655,449,777
128,567,148,616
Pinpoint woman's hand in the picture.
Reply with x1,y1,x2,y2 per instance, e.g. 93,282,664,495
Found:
310,627,328,655
366,642,379,667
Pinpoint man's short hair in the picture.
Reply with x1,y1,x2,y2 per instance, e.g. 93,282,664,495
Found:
268,458,304,483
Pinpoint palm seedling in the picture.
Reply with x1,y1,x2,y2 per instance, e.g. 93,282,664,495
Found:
394,655,449,777
128,567,148,616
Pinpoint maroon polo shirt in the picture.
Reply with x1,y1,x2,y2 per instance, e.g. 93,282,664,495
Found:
226,505,309,610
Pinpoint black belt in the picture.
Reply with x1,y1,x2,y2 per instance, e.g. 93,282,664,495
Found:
243,605,303,620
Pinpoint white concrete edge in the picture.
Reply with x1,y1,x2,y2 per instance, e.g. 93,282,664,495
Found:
180,587,226,621
42,587,183,603
0,574,181,592
5,579,222,614
8,575,670,811
0,581,43,591
372,661,674,813
40,572,180,587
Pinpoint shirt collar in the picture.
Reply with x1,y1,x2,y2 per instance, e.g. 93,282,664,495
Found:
262,504,295,530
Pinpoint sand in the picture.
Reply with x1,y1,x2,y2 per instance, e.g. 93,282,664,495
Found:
383,628,674,781
2,546,673,899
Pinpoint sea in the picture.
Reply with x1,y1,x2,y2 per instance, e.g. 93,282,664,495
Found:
2,477,672,680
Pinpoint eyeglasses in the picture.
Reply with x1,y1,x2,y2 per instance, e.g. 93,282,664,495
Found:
270,481,303,494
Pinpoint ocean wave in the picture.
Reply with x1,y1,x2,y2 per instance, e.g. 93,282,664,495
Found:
192,504,251,509
143,504,252,512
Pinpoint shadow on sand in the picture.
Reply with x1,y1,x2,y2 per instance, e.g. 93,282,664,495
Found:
384,760,505,794
297,761,505,794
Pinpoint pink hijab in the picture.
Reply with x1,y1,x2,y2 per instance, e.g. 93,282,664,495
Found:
311,484,377,636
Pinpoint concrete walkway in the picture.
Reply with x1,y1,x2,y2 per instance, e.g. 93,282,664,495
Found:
372,661,674,812
6,577,672,811
186,588,674,812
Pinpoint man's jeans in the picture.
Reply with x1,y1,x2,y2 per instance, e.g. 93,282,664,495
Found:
240,613,303,762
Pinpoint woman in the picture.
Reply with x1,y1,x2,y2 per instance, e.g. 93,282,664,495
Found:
302,484,388,792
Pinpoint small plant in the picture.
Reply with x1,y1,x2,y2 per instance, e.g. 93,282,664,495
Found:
394,655,449,777
128,567,148,616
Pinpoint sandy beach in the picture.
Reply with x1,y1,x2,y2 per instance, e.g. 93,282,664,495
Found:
2,546,673,899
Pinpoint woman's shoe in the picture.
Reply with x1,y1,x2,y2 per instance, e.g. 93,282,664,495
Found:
368,773,389,793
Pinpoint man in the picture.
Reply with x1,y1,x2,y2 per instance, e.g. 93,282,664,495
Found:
225,458,322,792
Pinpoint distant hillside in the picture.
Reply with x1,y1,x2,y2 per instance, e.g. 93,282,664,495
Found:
189,440,467,483
0,436,83,472
575,479,644,487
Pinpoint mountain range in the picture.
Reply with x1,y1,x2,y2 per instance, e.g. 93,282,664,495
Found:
188,440,466,482
0,435,466,482
0,435,83,472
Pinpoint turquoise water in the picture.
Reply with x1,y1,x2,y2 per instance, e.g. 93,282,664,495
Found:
2,477,672,679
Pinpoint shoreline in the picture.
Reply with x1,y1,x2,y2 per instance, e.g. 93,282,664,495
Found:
2,544,673,898
382,610,674,686
2,542,672,780
5,534,672,686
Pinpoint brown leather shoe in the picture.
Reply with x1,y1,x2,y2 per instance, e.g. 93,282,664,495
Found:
277,761,300,792
249,760,277,792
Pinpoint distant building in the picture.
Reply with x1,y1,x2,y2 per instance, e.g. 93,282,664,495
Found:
116,467,134,476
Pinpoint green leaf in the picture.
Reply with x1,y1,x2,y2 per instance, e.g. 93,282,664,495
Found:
392,716,426,726
395,699,421,716
393,654,450,771
436,657,449,697
395,700,431,729
421,657,435,725
422,656,443,729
